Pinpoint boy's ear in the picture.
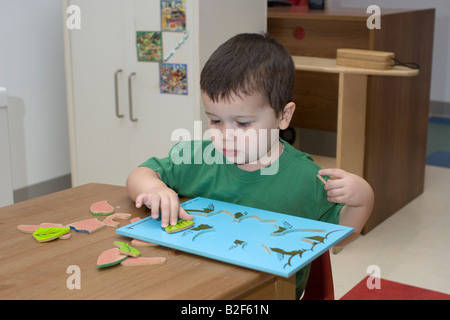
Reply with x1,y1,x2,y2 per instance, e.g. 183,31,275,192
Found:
279,102,296,130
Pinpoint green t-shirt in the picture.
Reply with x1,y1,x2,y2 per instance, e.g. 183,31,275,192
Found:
140,139,343,298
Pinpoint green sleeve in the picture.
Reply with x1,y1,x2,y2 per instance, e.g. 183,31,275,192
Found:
139,142,189,193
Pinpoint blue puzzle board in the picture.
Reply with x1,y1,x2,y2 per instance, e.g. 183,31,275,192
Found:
116,197,353,278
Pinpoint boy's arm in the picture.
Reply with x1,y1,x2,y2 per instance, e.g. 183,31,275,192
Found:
318,168,374,246
126,167,193,227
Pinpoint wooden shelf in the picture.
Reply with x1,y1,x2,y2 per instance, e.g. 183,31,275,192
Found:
292,56,419,77
291,54,419,178
268,7,435,233
310,154,336,169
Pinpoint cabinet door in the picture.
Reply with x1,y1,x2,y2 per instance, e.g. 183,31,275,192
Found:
67,0,130,186
126,0,196,169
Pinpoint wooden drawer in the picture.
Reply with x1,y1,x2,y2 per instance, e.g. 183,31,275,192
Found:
268,18,370,58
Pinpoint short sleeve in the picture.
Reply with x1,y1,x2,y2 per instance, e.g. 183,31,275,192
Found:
139,142,188,192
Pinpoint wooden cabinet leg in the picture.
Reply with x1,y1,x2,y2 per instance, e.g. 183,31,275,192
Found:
336,73,368,177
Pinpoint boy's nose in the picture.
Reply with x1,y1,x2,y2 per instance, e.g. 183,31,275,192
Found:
223,127,235,140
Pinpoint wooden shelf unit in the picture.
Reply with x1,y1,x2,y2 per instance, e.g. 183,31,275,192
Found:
268,7,435,233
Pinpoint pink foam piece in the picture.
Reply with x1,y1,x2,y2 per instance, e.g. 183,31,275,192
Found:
17,223,64,234
68,218,105,234
129,217,141,223
121,256,166,266
97,248,127,268
131,239,158,247
103,213,131,227
90,200,115,216
58,233,72,240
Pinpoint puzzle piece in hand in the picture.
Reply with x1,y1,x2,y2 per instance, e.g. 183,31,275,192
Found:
97,248,127,268
113,241,140,257
32,227,71,243
90,200,115,216
103,213,131,227
121,256,166,266
164,220,194,234
68,218,105,234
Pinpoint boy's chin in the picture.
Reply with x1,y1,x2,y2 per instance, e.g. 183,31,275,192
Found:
227,155,260,166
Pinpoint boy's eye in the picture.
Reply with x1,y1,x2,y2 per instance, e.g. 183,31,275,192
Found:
237,122,250,127
210,119,221,125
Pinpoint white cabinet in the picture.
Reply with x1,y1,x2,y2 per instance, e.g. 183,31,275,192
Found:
64,0,266,186
0,87,14,207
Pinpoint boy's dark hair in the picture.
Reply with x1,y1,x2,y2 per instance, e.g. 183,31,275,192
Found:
200,33,294,116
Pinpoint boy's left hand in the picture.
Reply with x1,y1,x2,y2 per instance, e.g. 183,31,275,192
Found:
318,168,373,208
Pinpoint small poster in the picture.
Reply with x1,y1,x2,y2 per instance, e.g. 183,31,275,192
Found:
161,0,186,32
136,31,162,62
159,63,188,95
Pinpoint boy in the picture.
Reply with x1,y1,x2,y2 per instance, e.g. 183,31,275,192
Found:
126,33,374,298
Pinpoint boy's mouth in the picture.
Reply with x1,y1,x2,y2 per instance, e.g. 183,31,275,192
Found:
222,148,239,157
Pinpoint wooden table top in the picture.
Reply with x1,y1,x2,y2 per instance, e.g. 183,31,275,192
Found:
0,183,294,300
292,56,419,77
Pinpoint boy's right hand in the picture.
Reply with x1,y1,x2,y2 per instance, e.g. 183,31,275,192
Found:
135,186,193,228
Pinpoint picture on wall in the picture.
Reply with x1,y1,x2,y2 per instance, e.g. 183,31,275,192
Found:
161,0,186,32
136,31,163,62
159,63,188,95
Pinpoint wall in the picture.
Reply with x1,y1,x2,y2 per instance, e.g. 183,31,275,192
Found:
328,0,450,112
0,0,71,199
0,0,447,204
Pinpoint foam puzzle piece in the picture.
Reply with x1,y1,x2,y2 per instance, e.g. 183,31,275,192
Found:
90,200,115,216
131,239,158,247
17,223,64,233
164,219,194,234
18,223,71,240
103,213,132,227
129,217,141,224
58,232,71,240
69,218,105,234
121,256,166,266
97,248,128,268
32,227,71,243
113,241,140,257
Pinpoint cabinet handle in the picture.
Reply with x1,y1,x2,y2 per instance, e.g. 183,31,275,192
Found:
114,69,124,118
128,72,138,122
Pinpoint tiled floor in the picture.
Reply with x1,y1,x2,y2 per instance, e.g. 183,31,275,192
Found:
331,118,450,299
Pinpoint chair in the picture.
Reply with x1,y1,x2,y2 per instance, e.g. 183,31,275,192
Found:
301,250,335,300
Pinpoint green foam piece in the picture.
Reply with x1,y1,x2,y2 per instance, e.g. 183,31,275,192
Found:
32,227,70,243
164,220,194,233
113,241,140,257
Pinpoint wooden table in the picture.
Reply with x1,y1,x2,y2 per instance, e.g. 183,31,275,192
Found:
0,183,295,300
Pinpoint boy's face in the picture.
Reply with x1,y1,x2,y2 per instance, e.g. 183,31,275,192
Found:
202,92,283,170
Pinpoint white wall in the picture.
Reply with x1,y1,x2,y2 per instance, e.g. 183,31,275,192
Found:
0,0,447,194
0,0,71,190
328,0,450,104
